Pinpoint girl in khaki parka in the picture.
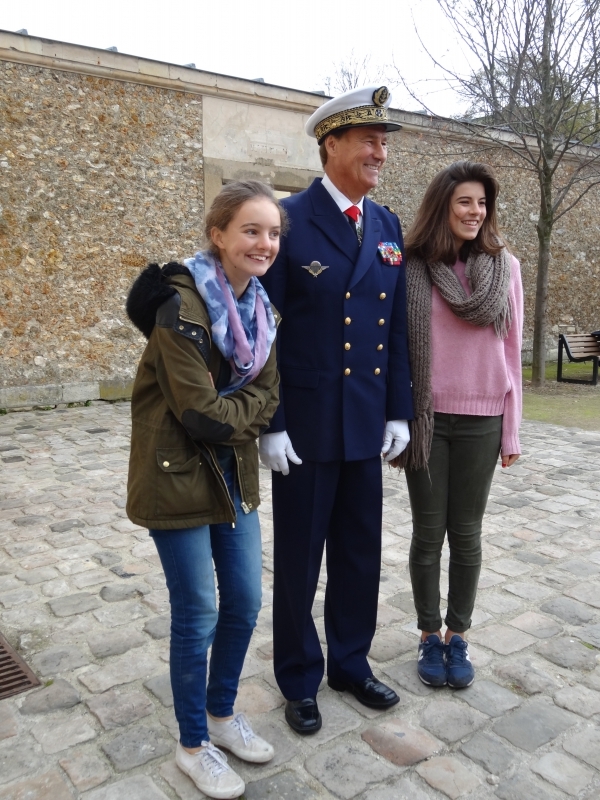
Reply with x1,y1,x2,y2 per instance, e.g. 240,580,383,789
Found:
126,181,285,800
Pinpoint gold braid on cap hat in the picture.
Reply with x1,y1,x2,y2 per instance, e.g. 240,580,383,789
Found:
314,87,391,142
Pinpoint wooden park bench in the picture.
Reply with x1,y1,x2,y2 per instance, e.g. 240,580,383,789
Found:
557,331,600,385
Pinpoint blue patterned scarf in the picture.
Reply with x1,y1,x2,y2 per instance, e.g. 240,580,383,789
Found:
184,251,276,396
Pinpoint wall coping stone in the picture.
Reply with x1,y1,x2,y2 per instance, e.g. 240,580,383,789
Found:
0,380,133,409
0,29,326,114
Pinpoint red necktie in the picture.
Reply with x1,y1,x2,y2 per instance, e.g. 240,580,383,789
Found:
344,205,360,223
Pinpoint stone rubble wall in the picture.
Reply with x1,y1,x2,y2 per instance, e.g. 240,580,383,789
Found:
1,58,599,406
0,61,204,401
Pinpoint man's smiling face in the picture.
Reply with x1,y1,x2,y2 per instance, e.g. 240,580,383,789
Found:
324,126,388,202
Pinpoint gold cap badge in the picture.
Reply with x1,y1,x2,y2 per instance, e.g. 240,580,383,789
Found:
372,86,389,107
306,85,401,143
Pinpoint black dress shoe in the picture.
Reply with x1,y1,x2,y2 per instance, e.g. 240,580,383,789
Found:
284,698,322,734
327,676,400,709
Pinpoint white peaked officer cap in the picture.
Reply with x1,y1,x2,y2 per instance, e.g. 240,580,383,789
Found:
305,85,401,144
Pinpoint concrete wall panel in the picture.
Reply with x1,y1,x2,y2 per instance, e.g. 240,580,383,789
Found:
203,95,321,171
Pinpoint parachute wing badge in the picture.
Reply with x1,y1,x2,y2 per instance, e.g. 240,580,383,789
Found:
302,260,330,278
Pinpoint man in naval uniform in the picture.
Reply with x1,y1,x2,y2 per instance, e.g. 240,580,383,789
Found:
259,86,413,734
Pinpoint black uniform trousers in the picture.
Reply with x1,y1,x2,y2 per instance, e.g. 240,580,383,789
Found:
272,456,382,701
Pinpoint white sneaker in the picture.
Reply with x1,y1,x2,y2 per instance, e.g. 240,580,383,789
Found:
175,741,245,799
208,712,275,763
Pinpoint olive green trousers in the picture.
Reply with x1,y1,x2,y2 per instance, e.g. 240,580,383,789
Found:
405,413,502,633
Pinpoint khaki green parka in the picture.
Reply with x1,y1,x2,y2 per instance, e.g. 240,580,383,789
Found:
126,269,280,530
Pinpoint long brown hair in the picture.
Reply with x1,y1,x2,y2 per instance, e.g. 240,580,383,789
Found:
205,180,289,257
405,161,503,264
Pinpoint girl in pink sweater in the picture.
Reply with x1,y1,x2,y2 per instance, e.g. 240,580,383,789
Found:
396,161,523,689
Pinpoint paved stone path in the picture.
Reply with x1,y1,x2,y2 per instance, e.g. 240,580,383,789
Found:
0,403,599,800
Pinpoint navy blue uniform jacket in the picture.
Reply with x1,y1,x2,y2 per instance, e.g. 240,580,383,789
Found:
262,178,413,462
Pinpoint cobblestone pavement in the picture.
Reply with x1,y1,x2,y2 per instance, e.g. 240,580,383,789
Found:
0,403,600,800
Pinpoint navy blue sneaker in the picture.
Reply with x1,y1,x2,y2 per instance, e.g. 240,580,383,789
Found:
417,634,447,686
446,635,475,688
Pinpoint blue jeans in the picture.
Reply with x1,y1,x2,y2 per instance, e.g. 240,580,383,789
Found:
150,450,262,747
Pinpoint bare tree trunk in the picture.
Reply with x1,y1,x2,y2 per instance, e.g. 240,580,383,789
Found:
531,0,555,387
592,14,600,133
532,215,552,386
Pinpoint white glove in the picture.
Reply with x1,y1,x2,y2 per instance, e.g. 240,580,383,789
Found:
382,420,410,462
258,431,302,475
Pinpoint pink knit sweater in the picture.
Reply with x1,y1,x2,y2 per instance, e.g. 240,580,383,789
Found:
430,255,524,456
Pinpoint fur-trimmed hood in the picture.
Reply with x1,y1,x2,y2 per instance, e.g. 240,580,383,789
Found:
126,262,191,338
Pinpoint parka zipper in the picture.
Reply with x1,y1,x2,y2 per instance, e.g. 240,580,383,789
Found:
211,450,237,527
195,442,236,526
234,447,252,514
206,446,252,521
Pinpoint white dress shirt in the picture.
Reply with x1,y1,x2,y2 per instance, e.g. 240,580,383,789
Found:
321,173,364,237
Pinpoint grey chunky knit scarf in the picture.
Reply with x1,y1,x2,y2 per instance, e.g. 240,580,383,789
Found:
396,247,512,471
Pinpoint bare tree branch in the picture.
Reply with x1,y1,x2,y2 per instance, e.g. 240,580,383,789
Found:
398,0,600,385
321,51,386,96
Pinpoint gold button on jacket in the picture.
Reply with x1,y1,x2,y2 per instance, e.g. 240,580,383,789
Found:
162,461,170,468
345,317,352,325
345,343,351,350
378,319,385,326
379,293,386,300
377,344,383,351
344,368,351,376
374,368,381,375
345,292,351,299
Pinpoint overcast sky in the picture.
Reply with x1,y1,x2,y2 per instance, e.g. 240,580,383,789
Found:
0,0,470,116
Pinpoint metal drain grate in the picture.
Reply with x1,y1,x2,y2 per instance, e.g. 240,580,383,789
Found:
0,632,40,700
